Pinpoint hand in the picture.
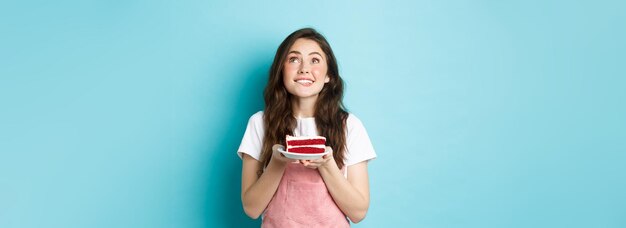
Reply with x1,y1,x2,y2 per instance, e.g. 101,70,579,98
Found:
300,146,334,169
271,144,297,165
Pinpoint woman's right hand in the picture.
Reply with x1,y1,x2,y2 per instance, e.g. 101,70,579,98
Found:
271,144,297,164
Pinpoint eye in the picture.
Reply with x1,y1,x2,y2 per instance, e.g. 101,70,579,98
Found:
312,58,320,64
288,57,300,63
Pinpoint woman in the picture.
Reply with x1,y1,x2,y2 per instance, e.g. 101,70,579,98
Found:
237,28,377,227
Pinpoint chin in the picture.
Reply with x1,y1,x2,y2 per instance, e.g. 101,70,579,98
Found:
287,88,323,98
293,91,321,98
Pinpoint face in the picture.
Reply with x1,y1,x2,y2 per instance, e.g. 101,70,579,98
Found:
282,38,330,99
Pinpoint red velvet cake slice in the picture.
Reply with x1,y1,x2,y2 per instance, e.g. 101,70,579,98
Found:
286,135,326,154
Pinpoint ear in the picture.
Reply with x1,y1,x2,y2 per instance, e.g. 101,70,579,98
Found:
324,75,330,83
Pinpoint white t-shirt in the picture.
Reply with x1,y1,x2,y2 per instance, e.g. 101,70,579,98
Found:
237,111,376,167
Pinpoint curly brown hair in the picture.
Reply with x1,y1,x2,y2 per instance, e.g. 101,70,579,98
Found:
260,28,349,170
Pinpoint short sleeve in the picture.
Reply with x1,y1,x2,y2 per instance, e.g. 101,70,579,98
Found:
237,111,265,161
344,114,377,166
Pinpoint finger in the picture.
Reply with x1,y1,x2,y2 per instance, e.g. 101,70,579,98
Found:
272,144,284,152
308,159,323,164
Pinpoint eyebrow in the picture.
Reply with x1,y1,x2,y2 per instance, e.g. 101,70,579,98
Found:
288,51,324,58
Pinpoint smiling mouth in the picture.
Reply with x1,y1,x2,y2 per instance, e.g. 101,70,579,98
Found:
295,79,314,86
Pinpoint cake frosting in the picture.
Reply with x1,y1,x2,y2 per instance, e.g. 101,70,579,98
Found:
286,135,326,154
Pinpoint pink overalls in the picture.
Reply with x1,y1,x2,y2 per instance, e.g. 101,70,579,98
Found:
262,162,350,227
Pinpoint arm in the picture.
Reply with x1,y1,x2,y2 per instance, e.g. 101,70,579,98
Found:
240,145,295,219
304,152,371,223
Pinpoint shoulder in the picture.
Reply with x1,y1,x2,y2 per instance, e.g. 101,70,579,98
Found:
346,113,366,130
248,111,264,124
244,111,265,133
343,113,377,166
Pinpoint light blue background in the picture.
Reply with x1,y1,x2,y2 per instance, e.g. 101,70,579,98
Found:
1,0,625,227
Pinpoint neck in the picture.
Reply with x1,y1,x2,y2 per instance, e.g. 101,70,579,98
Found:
292,95,317,118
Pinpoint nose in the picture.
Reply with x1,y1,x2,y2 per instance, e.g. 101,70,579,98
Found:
298,63,310,74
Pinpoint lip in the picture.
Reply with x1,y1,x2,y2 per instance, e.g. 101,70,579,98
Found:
294,77,315,82
294,77,315,86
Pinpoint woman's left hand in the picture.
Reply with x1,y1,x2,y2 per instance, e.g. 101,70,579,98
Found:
300,146,334,169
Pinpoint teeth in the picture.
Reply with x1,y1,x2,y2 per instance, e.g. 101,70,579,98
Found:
296,79,313,84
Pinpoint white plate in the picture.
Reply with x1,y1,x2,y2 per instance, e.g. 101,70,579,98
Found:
278,147,330,160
